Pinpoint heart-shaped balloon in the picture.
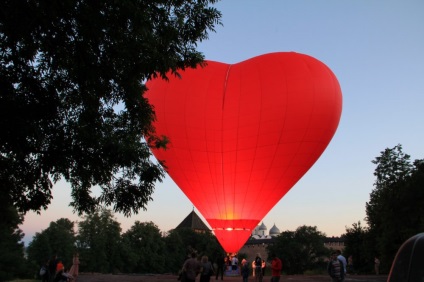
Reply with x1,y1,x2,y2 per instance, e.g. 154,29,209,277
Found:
146,52,342,253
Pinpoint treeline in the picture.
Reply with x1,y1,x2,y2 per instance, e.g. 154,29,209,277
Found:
1,144,423,280
11,211,335,280
24,209,224,278
342,145,424,275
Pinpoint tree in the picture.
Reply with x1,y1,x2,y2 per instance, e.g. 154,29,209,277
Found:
366,145,412,231
266,225,329,275
162,228,188,273
121,221,166,273
342,221,373,274
26,231,51,274
0,0,222,216
0,201,28,281
76,208,122,273
365,144,424,273
27,218,76,269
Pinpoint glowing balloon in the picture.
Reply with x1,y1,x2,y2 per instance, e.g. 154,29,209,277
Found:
145,52,342,253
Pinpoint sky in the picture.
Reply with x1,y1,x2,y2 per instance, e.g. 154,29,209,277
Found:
21,0,424,245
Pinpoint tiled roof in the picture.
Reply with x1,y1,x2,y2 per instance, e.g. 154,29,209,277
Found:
175,210,210,231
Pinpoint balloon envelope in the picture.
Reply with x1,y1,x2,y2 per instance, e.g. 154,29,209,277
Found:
145,52,342,253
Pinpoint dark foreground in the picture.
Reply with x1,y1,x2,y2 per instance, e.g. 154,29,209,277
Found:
78,273,388,282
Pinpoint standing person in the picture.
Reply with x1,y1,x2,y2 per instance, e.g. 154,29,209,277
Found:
336,250,347,275
183,252,201,282
270,253,282,282
225,256,230,271
48,255,58,282
347,255,354,274
327,252,345,282
200,255,214,282
53,260,65,282
254,253,263,282
231,255,238,271
40,259,49,282
261,260,266,277
68,252,80,281
374,257,380,275
251,260,256,277
215,254,225,280
240,259,249,282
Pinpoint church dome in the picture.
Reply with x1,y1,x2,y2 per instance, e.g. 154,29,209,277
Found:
258,222,267,231
269,224,280,236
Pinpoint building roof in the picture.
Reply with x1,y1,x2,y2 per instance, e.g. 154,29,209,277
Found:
269,224,280,235
175,210,210,231
258,222,267,230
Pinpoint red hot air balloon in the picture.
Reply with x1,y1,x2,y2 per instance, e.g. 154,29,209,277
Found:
145,52,342,253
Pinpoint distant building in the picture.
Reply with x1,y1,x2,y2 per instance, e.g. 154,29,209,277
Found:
252,222,268,238
323,236,345,252
175,209,210,234
269,224,281,236
175,210,345,255
251,222,281,239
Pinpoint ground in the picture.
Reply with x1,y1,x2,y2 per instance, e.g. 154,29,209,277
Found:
77,273,388,282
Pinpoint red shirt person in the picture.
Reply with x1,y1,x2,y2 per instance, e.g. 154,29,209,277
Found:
271,253,283,282
56,260,64,273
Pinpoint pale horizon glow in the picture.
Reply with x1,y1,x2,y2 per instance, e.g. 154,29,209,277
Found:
22,0,424,246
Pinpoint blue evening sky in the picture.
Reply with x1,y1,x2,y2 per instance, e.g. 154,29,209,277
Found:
22,0,424,245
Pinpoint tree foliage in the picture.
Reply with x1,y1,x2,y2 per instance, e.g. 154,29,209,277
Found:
0,0,222,216
0,202,27,281
266,225,329,275
342,221,375,274
366,145,413,231
364,144,424,273
27,218,76,269
21,208,226,275
76,208,122,273
121,221,166,273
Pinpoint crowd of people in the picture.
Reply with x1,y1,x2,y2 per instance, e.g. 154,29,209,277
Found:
179,249,383,282
39,249,380,282
178,252,283,282
39,253,80,282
